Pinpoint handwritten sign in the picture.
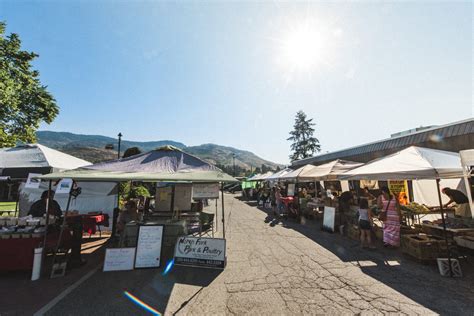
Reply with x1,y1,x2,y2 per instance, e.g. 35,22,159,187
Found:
103,248,136,271
25,173,42,189
134,225,164,269
193,183,220,199
323,206,336,232
174,237,226,269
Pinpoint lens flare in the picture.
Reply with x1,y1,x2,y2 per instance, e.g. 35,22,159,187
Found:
123,290,161,315
162,259,175,276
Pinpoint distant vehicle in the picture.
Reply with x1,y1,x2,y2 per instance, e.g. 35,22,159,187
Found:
229,183,242,193
105,144,114,150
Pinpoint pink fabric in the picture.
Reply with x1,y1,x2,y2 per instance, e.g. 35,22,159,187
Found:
382,197,400,247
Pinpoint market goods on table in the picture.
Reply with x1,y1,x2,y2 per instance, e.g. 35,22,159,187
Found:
401,202,431,214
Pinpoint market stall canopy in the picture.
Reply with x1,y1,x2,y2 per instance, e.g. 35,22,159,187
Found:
266,168,293,181
298,160,363,181
37,146,237,183
341,146,463,180
279,164,317,181
0,144,91,178
247,172,273,181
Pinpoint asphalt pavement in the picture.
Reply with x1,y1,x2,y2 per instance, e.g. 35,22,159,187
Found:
31,194,474,315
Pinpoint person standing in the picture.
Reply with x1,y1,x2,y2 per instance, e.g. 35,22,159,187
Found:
275,187,283,216
28,190,62,218
442,187,471,218
377,186,401,247
358,199,375,249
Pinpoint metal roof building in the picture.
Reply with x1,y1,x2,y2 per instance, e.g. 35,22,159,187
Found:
291,118,474,168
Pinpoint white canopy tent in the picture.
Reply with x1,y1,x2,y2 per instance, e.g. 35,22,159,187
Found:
279,164,317,181
0,144,90,178
341,146,472,219
298,159,363,181
460,149,474,218
266,168,293,181
341,146,463,181
247,171,274,181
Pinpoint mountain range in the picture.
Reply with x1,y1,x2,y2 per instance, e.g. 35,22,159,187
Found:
36,131,283,170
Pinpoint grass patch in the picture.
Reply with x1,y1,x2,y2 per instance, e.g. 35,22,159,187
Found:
0,202,16,211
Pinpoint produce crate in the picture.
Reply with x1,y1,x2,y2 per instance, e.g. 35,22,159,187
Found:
401,234,448,262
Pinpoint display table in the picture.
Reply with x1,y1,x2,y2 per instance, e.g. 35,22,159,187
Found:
402,208,455,226
422,224,474,239
0,231,72,271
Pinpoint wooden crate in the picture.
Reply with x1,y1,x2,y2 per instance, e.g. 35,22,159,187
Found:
401,234,448,261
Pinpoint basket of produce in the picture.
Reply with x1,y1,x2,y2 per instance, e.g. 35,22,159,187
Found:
401,202,431,214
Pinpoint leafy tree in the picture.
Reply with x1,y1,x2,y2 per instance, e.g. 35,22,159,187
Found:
0,22,58,147
120,182,150,200
287,110,320,161
275,166,281,172
123,147,142,158
254,167,262,174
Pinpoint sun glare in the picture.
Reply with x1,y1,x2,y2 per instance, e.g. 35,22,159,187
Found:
273,17,338,76
282,25,324,71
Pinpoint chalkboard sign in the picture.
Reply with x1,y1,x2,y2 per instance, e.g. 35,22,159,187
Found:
134,225,164,269
174,237,226,269
103,248,136,272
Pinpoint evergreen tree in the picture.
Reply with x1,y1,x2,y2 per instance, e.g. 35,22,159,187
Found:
287,110,320,162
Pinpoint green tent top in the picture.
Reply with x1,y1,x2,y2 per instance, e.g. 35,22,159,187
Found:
37,169,237,183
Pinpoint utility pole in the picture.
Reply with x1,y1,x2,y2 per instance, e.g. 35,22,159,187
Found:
117,132,123,159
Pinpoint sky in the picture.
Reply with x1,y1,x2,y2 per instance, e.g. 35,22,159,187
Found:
1,1,472,164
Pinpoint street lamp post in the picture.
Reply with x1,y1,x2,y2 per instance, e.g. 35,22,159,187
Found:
117,132,123,159
232,153,236,177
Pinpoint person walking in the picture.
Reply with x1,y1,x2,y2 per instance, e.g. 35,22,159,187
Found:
377,186,401,247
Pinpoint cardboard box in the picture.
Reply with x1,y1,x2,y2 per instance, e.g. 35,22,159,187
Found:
401,234,448,261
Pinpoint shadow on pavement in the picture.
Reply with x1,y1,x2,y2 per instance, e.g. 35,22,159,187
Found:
246,199,474,315
0,234,111,316
44,245,222,316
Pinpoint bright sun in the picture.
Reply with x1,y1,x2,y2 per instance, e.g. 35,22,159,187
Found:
276,20,331,74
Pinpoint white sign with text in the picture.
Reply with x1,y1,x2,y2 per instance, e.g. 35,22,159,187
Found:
25,173,42,189
174,237,226,269
134,225,164,269
103,248,136,272
192,183,220,199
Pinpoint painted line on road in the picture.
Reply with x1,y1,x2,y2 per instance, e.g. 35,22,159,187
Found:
34,264,101,316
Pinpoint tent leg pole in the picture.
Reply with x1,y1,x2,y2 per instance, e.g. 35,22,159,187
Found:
40,180,52,279
436,179,453,277
215,198,218,232
14,184,20,217
221,183,225,239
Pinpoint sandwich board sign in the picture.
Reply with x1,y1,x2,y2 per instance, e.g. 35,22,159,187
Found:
174,237,226,269
322,206,336,232
134,225,164,269
103,248,136,272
